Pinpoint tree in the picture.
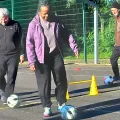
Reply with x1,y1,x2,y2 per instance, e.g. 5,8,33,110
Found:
63,0,112,32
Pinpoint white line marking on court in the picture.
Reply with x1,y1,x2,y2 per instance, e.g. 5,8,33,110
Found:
0,106,9,110
20,101,41,107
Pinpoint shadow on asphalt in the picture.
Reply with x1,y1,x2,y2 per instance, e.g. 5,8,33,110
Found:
69,82,120,98
15,91,56,102
44,112,80,120
77,98,120,119
43,112,61,120
19,102,41,108
20,95,40,102
43,98,120,120
16,91,38,96
15,83,120,119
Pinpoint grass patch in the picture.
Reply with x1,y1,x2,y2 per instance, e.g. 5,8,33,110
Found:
64,52,112,59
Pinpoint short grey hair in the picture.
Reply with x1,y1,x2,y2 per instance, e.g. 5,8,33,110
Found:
37,0,51,12
0,8,9,18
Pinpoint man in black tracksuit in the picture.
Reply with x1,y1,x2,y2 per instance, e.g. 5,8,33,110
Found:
0,8,25,103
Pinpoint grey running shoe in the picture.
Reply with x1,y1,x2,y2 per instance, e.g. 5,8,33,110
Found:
0,91,5,101
0,91,7,105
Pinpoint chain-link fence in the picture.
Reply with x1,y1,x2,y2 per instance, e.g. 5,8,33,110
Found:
1,0,113,61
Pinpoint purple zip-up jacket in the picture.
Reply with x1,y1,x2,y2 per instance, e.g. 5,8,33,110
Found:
26,14,78,66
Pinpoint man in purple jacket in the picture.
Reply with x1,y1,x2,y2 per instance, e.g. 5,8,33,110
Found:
26,1,79,117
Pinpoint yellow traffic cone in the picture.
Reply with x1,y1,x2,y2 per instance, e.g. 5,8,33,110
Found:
89,75,98,96
66,90,70,100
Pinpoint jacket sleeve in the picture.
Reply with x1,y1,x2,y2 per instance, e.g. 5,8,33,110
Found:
59,23,78,53
26,23,36,66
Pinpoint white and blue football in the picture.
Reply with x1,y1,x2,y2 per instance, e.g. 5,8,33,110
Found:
7,94,20,108
104,76,114,85
60,105,77,120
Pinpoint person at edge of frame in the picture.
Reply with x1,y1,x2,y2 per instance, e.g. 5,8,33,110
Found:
0,8,25,104
110,1,120,82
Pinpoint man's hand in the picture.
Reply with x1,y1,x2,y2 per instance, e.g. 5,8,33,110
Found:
20,55,25,64
30,65,35,71
75,51,79,59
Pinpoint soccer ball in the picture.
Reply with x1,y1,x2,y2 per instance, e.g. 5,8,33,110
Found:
7,94,20,108
104,76,114,85
60,105,77,120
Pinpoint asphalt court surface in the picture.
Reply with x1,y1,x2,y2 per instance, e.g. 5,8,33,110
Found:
0,63,120,120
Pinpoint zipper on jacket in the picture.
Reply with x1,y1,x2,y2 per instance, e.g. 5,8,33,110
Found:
4,26,7,54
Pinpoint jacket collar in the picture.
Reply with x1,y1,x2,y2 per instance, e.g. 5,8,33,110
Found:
32,14,56,31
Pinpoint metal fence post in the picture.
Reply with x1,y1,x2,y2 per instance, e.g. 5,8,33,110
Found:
85,0,99,64
94,6,99,64
11,0,14,19
82,1,87,63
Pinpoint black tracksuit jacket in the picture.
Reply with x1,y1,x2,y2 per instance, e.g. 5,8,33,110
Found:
0,19,24,55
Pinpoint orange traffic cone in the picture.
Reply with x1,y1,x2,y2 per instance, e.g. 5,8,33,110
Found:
89,75,98,96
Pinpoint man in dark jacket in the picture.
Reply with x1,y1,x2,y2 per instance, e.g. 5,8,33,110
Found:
26,1,78,117
0,8,25,103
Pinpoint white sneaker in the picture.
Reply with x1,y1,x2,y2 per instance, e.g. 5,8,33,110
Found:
43,107,52,117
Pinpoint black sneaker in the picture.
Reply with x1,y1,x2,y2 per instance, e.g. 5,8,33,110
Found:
1,95,5,102
0,91,7,105
3,97,7,105
0,91,5,101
